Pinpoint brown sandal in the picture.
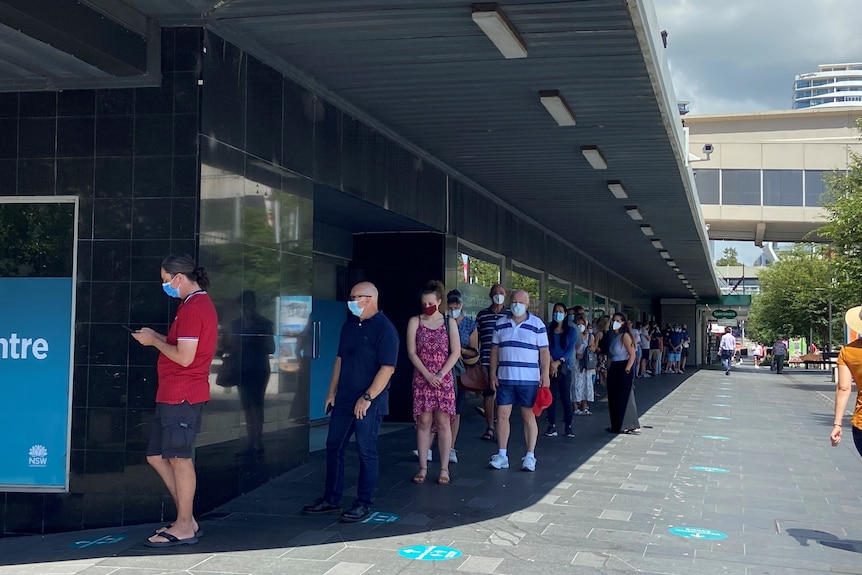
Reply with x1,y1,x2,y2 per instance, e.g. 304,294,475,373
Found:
413,469,427,484
437,470,450,485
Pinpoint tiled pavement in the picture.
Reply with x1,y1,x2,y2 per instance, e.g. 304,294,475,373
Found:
3,366,862,574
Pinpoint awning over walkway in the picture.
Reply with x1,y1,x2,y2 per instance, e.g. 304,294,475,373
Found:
0,0,720,298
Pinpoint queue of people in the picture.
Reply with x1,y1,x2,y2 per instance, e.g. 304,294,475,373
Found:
130,261,648,539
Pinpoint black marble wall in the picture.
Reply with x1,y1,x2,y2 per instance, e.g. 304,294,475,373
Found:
0,28,207,535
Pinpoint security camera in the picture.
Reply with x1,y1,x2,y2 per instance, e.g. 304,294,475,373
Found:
702,143,714,159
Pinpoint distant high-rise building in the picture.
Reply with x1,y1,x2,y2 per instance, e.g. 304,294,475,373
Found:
792,63,862,109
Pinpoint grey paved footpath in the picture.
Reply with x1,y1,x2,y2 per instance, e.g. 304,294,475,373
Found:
3,366,862,575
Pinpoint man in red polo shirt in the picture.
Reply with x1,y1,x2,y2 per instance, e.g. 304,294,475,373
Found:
132,255,218,548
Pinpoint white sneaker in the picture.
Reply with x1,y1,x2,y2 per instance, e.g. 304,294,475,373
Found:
449,449,458,464
412,449,432,462
581,409,592,416
521,453,537,472
488,454,509,469
573,409,583,416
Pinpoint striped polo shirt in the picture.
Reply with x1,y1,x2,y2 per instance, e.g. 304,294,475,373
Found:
492,312,549,386
477,305,509,366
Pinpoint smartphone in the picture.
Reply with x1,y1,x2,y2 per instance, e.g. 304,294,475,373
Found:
325,403,333,415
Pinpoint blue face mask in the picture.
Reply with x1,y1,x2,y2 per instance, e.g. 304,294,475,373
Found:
511,302,527,317
347,301,364,317
162,278,180,298
554,312,565,323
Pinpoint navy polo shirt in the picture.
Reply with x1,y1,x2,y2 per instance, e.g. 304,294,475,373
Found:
334,311,399,416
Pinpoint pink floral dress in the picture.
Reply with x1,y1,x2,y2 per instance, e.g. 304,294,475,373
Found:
413,322,456,427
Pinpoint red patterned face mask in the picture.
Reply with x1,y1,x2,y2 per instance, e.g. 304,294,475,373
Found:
422,304,437,316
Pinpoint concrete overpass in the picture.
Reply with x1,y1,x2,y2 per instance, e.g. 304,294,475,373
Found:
685,107,862,245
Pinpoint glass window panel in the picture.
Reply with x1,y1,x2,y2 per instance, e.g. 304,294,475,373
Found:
694,169,719,204
572,287,590,309
721,170,761,205
804,170,826,207
763,170,802,206
546,276,569,318
455,250,501,318
592,294,607,322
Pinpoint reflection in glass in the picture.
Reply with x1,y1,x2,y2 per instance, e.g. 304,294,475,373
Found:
455,251,501,318
804,170,826,207
693,169,719,204
763,170,803,206
721,170,761,205
0,202,75,277
199,150,313,475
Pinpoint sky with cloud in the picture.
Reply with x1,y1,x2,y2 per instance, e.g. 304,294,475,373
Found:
653,0,862,114
653,0,862,264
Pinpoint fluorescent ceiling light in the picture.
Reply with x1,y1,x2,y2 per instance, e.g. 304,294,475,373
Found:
659,250,671,259
640,225,654,236
651,239,664,249
472,4,527,59
581,145,607,170
625,206,643,221
607,180,627,199
539,90,576,126
677,273,686,279
666,260,676,267
673,267,680,272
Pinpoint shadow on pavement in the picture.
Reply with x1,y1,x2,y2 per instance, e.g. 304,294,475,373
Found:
0,370,693,565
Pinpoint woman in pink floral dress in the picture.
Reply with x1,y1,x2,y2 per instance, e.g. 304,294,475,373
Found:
406,280,461,485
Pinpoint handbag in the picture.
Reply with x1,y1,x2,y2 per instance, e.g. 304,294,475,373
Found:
459,362,489,392
442,315,466,377
581,334,598,370
217,352,240,387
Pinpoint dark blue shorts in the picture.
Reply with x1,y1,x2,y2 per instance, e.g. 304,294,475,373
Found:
147,401,204,459
495,384,538,408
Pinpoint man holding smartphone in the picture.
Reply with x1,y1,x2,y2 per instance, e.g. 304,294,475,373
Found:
301,281,398,523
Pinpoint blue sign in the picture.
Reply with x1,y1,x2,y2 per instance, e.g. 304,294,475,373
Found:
668,526,728,540
0,277,74,491
690,466,730,473
700,435,730,440
70,534,126,549
363,512,400,524
398,545,462,561
708,416,731,420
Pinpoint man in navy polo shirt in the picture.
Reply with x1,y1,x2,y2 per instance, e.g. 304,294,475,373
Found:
488,290,550,472
302,281,399,522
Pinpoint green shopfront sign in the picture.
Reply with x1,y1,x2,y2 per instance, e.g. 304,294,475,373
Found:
712,309,738,320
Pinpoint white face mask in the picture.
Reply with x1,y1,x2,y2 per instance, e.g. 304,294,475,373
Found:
451,308,462,318
577,324,586,333
492,294,505,305
612,320,623,331
511,302,527,317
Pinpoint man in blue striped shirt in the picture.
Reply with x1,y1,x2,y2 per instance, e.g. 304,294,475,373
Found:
489,290,550,472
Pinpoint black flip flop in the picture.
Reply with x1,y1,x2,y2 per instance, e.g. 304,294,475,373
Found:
144,531,199,548
152,525,204,538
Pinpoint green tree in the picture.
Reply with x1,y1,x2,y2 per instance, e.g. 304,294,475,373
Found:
818,117,862,311
715,247,741,266
746,245,840,346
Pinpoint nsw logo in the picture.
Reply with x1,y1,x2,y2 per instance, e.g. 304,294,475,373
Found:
28,444,48,467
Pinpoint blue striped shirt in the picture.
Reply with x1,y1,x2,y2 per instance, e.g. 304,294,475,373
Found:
492,313,549,386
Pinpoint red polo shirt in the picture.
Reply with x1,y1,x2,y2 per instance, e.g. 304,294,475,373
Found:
156,291,218,404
